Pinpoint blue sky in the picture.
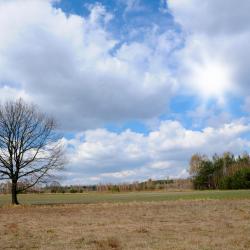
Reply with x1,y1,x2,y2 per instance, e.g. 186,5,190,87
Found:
1,0,250,184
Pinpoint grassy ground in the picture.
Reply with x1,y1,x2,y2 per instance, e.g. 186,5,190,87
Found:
0,190,250,206
0,199,249,250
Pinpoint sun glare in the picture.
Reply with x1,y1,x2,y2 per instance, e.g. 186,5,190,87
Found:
191,60,233,103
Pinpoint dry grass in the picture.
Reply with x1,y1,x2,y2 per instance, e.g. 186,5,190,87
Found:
0,199,249,250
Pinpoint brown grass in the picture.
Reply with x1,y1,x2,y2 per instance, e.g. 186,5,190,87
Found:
0,199,249,250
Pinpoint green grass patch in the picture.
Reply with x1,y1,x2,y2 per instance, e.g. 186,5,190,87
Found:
0,190,249,206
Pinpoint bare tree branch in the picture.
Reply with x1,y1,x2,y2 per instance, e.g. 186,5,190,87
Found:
0,99,65,204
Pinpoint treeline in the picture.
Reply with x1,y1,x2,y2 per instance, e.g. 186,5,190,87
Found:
190,152,250,190
0,178,193,194
47,179,190,193
95,179,192,192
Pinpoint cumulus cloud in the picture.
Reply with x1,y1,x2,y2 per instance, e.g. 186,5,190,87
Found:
168,0,250,103
1,0,250,123
62,120,250,184
0,0,177,130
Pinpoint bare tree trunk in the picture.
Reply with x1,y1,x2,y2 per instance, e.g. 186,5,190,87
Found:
11,181,19,205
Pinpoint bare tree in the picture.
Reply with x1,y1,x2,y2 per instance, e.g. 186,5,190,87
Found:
189,153,206,177
0,99,65,204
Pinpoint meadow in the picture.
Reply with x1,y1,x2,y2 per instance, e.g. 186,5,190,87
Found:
0,189,250,206
0,190,249,250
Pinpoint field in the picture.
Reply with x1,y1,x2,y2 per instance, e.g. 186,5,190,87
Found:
0,190,250,250
0,190,250,206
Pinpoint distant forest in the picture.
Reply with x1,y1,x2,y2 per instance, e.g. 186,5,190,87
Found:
0,179,192,194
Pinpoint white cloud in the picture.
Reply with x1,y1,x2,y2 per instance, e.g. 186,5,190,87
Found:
175,36,235,104
0,86,30,102
242,96,250,113
0,0,177,130
168,0,250,103
168,0,250,35
119,0,144,14
1,0,250,123
187,104,232,129
63,120,250,184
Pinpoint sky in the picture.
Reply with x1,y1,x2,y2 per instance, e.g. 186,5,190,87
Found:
1,0,250,184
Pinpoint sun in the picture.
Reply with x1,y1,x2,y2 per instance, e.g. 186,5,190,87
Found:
190,60,233,103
